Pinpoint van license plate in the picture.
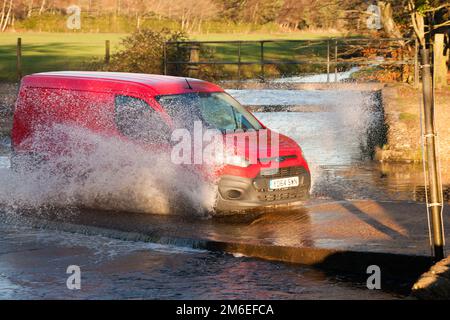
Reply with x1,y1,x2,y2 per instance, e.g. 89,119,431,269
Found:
269,176,299,190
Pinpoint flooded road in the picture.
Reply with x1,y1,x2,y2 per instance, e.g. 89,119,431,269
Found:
0,224,400,299
257,112,424,200
0,89,445,299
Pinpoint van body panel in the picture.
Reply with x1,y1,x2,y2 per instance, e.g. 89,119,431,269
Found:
23,72,224,95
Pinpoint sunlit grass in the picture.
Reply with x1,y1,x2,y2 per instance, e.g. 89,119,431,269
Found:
0,32,126,82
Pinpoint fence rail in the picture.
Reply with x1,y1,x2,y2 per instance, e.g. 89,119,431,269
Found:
164,38,418,85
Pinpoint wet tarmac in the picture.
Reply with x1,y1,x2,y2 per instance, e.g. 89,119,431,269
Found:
7,198,446,256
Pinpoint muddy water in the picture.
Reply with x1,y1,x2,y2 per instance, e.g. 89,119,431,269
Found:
0,88,440,299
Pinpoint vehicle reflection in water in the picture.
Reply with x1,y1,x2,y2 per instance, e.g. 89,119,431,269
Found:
210,206,314,247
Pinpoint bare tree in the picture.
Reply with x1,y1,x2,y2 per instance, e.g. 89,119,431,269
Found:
407,0,426,46
0,0,13,32
152,0,218,32
38,0,45,15
27,0,33,17
0,0,6,27
378,2,404,38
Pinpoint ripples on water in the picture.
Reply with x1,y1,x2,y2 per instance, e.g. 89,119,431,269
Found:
0,224,400,299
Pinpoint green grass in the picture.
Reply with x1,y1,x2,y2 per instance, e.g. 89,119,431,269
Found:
0,31,350,82
0,32,126,82
190,32,349,79
193,31,347,63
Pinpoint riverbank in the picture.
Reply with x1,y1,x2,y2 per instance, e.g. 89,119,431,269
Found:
377,84,450,164
412,255,450,299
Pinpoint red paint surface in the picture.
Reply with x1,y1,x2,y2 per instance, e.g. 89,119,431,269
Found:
12,72,309,179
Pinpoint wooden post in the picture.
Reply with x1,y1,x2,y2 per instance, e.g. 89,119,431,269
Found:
401,44,405,82
421,47,445,261
187,43,200,78
334,39,338,82
176,43,180,75
433,33,447,89
163,42,167,75
105,40,110,64
327,39,330,83
260,41,265,83
237,41,242,86
16,37,22,82
414,38,419,88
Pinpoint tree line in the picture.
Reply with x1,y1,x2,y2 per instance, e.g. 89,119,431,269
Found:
1,0,449,37
2,0,353,32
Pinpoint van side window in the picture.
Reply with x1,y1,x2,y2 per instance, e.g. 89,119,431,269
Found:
114,95,170,143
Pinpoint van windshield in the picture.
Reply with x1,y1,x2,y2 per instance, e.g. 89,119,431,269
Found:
156,92,263,132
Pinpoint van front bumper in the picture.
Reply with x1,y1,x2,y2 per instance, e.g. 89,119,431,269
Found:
215,166,311,213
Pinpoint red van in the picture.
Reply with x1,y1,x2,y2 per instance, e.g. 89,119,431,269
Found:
11,72,310,213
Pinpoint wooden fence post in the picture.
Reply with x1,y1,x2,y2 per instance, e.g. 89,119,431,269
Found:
187,43,200,78
260,41,265,82
401,43,406,82
237,41,242,85
433,33,447,89
334,39,338,82
327,39,330,83
163,42,167,75
176,43,180,75
16,37,22,82
105,40,110,64
414,38,419,88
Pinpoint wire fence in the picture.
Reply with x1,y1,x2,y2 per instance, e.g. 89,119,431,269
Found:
7,36,419,85
164,38,418,85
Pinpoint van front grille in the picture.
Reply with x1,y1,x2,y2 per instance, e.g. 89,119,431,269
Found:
259,166,306,179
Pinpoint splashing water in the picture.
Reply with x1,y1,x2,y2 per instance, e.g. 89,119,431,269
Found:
245,90,382,198
0,87,384,217
0,124,216,216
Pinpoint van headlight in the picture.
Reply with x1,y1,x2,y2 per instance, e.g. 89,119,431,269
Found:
225,155,250,167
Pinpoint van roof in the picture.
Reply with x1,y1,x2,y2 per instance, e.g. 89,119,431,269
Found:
23,71,223,95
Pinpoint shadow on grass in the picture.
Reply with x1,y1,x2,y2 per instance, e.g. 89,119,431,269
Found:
0,42,106,82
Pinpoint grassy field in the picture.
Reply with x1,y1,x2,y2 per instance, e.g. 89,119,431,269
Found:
0,31,347,82
0,32,126,82
192,31,347,79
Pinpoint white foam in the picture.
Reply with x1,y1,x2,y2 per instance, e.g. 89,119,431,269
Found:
272,67,359,83
0,124,216,216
